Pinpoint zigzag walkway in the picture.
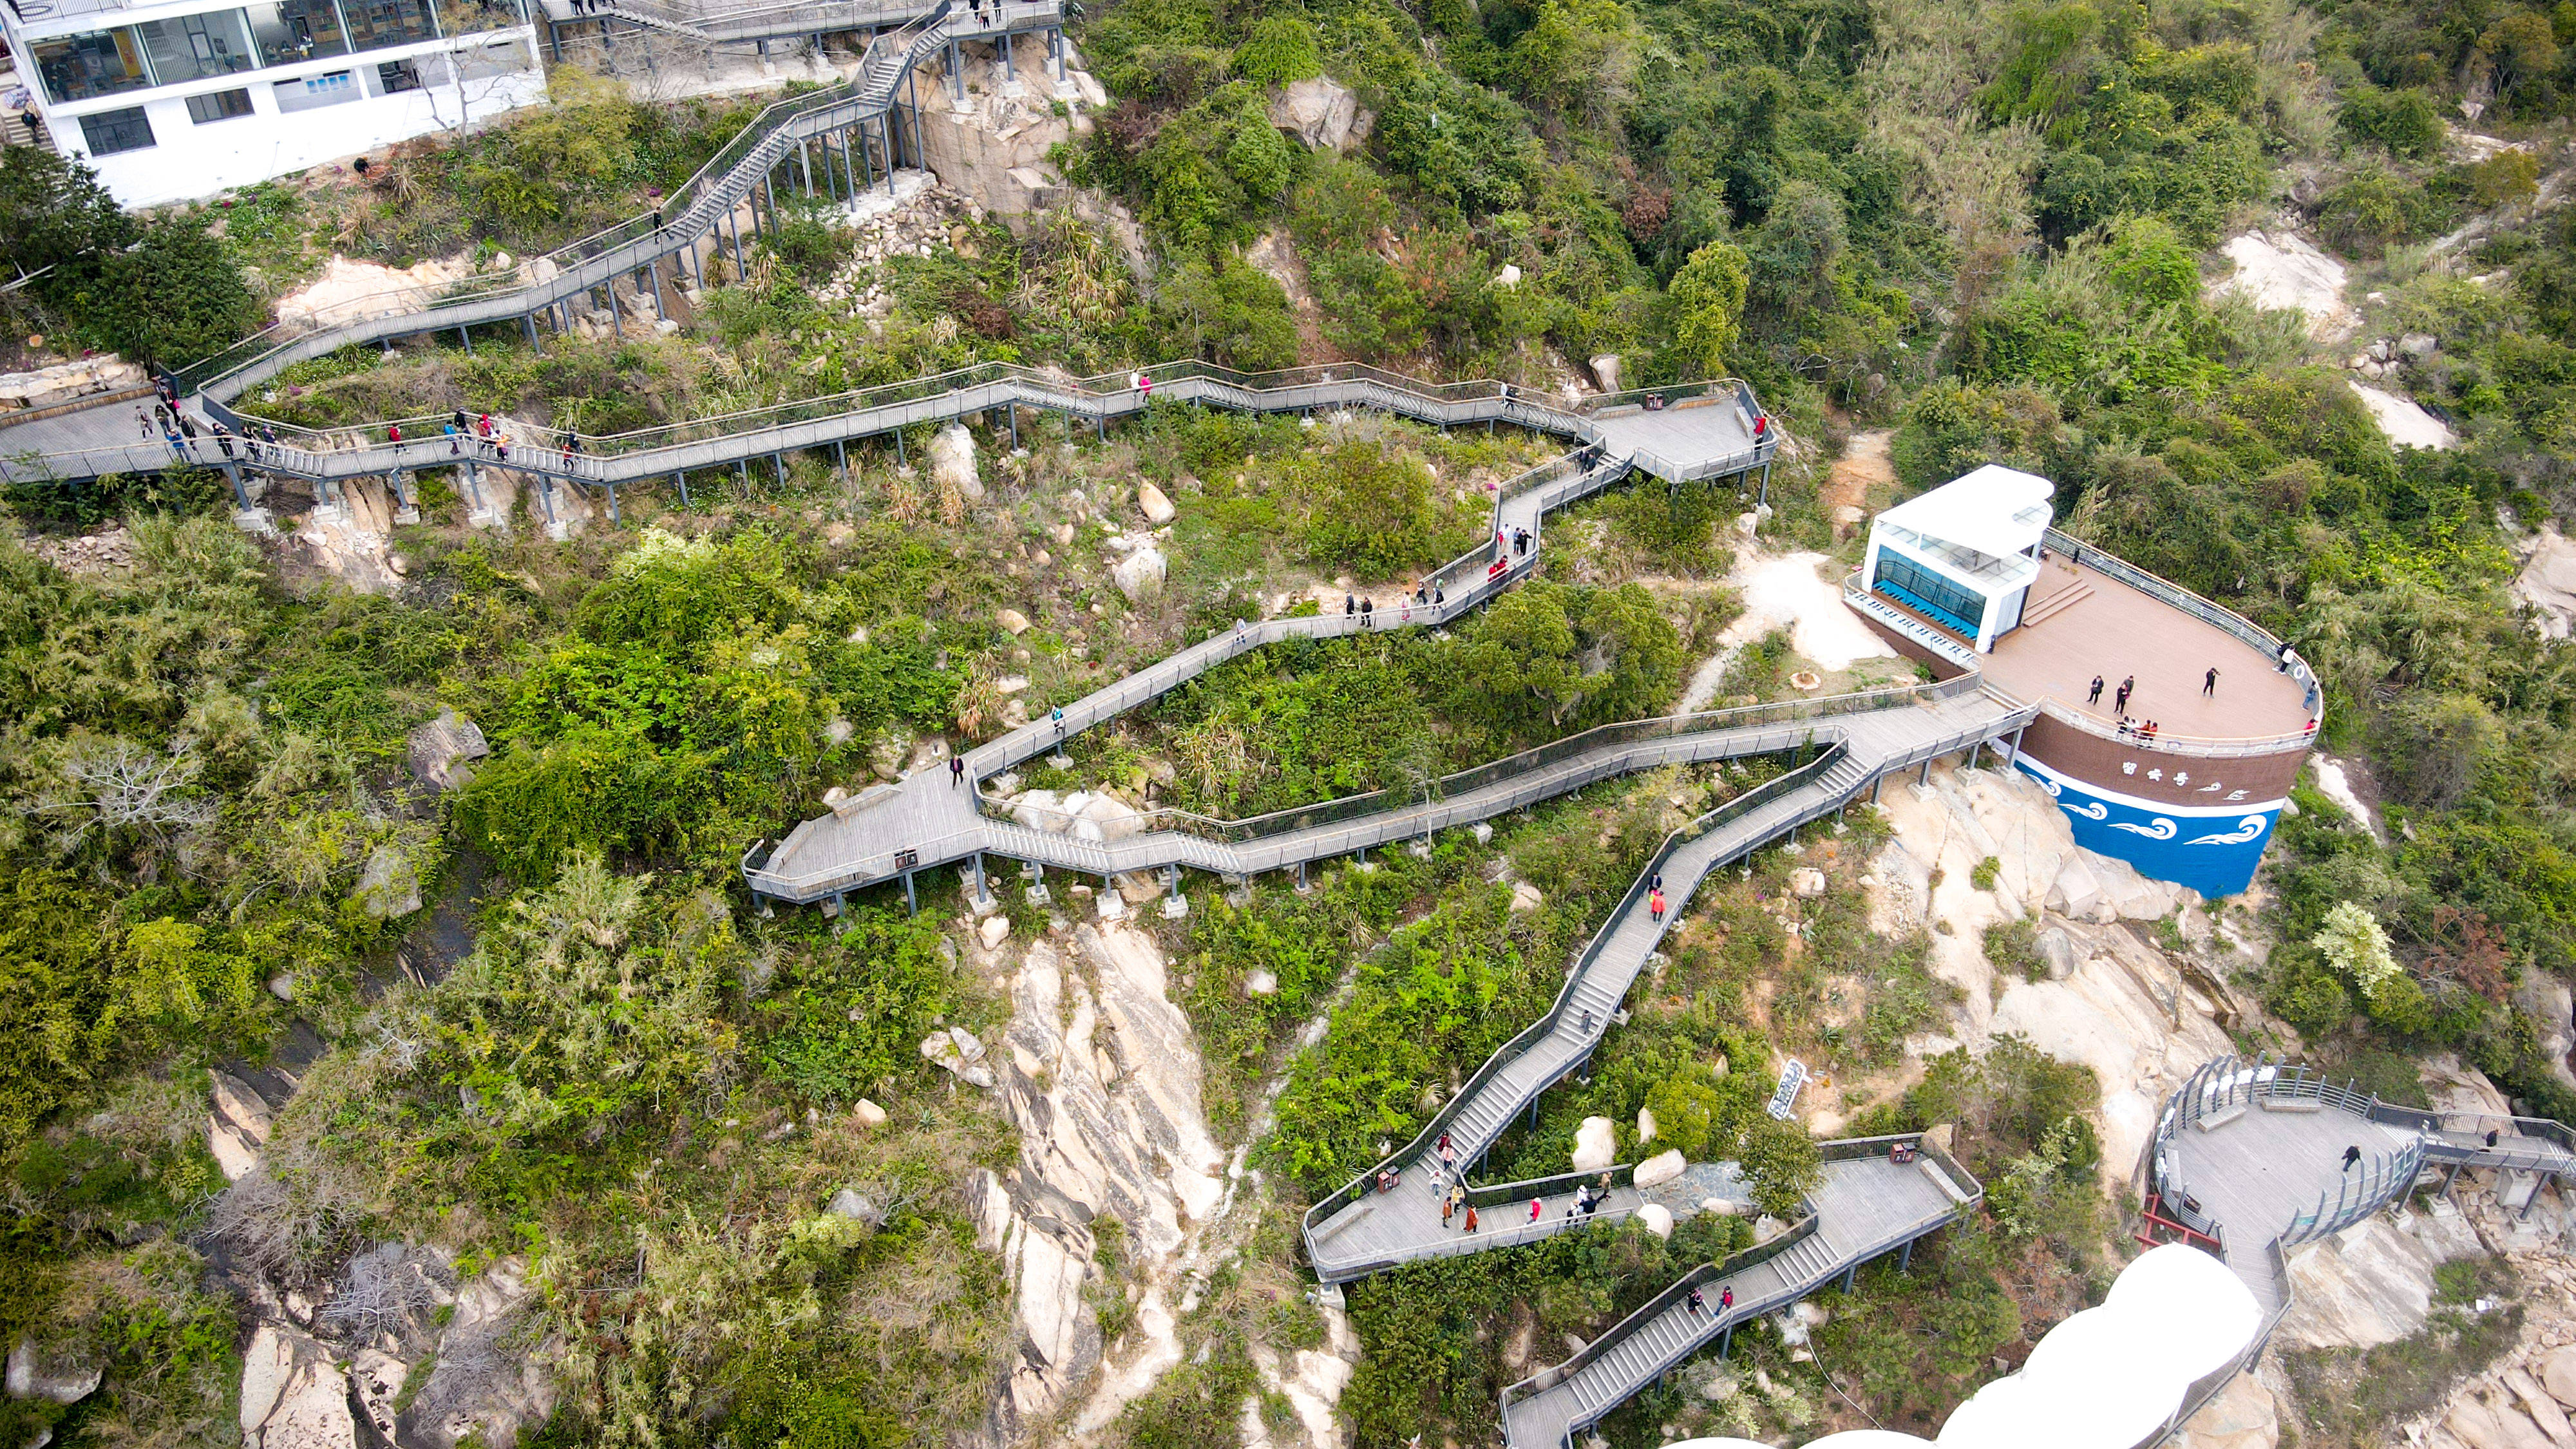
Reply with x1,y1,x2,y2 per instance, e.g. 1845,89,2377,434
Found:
1499,1139,1982,1449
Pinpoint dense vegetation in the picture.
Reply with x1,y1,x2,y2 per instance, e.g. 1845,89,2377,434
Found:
6,0,2576,1441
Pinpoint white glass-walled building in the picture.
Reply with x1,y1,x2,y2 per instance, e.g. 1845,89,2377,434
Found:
5,0,546,206
1857,464,2055,654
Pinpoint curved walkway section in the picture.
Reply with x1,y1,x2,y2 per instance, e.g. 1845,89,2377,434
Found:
158,0,1043,403
2145,1056,2576,1446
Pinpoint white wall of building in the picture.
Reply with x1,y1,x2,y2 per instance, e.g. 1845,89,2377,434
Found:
10,6,548,208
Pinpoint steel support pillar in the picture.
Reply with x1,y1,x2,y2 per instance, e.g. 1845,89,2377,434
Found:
605,482,619,524
220,462,247,507
458,324,473,354
672,469,690,506
1918,759,1931,786
1841,1264,1857,1293
522,313,541,351
902,868,916,916
833,438,848,478
1968,741,1983,770
1899,1238,1913,1273
970,851,989,905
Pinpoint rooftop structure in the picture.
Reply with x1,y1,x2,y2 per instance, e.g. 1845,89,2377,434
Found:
1860,464,2054,652
1,0,544,205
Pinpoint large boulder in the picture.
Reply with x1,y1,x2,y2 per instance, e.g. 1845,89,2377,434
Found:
1267,75,1371,153
1113,545,1166,603
6,1338,101,1405
1634,1203,1674,1239
1076,793,1145,841
207,1070,274,1182
352,845,421,920
1633,1149,1687,1188
1137,482,1176,524
1010,788,1065,831
921,1027,998,1088
2168,1368,2277,1449
930,422,984,504
406,708,489,791
1572,1116,1618,1173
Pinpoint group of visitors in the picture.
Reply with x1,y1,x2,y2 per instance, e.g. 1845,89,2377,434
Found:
140,387,281,467
2081,667,2227,746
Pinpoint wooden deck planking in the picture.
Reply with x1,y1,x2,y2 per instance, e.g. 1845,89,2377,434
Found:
1982,554,2311,741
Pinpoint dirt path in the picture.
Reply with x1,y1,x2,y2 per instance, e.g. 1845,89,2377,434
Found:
1823,428,1895,514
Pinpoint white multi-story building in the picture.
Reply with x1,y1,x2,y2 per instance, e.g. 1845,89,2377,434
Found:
1,0,547,205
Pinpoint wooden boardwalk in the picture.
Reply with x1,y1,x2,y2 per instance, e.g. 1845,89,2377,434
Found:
2166,1102,2415,1316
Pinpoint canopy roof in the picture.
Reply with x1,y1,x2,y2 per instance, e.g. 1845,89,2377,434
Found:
1875,465,2056,575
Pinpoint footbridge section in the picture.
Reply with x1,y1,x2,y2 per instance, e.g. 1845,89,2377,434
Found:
2141,1056,2576,1447
1498,1136,1982,1449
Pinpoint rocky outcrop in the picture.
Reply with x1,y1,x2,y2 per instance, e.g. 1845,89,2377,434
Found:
975,923,1229,1437
352,844,422,920
2278,1214,2458,1349
0,355,146,413
2517,525,2576,641
1267,76,1371,153
395,1258,560,1449
406,709,489,791
908,34,1108,227
2169,1368,2275,1449
207,1069,276,1182
238,1322,358,1449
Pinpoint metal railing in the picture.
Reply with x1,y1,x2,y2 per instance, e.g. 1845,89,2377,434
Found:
164,0,1005,401
2043,526,2324,737
987,678,1968,846
1300,742,1858,1257
1498,1132,1984,1444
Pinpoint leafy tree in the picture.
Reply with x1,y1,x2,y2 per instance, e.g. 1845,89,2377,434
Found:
1666,240,1748,379
0,147,132,281
2338,86,2446,158
1736,1113,1821,1217
755,909,956,1101
1156,256,1298,369
1233,15,1321,84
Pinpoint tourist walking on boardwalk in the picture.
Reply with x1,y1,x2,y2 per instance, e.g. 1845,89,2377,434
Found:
2204,666,2219,697
135,406,153,439
1361,597,1373,625
388,422,404,455
1719,1286,1733,1311
214,422,235,459
2115,675,2134,712
2341,1144,2362,1171
1687,1286,1707,1315
446,421,461,455
1528,1198,1542,1224
950,756,965,787
1649,887,1665,924
1442,1186,1457,1227
1051,706,1065,742
2088,674,2104,706
451,408,469,434
1464,1204,1479,1233
1345,594,1356,616
163,425,185,460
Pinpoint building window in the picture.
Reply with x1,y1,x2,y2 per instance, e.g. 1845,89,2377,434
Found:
245,0,352,68
343,0,439,53
32,30,152,104
273,68,358,111
78,105,155,156
372,57,422,93
1873,551,1986,641
187,87,258,122
138,12,256,82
